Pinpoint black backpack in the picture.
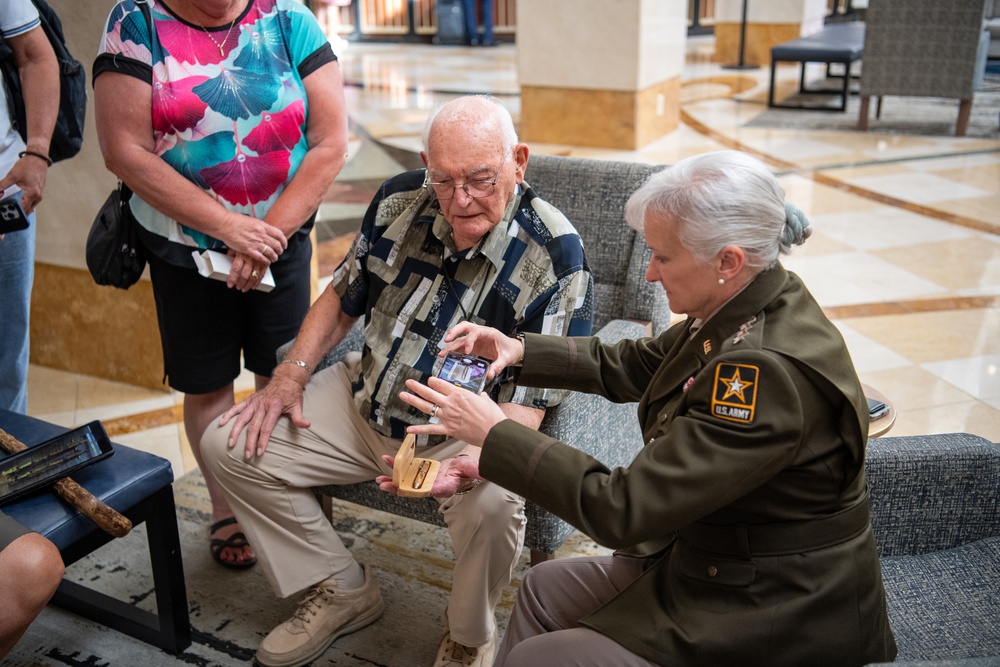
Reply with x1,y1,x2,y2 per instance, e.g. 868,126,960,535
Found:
0,0,86,163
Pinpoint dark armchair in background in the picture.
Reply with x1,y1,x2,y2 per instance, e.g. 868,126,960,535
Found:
858,0,991,136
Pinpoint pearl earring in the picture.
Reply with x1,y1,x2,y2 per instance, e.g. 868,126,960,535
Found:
718,278,725,285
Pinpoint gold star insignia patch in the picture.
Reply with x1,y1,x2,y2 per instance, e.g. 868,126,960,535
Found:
711,363,760,424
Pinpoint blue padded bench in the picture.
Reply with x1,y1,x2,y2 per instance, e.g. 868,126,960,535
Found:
0,409,190,654
768,22,866,111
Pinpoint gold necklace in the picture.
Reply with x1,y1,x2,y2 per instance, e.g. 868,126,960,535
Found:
190,2,241,57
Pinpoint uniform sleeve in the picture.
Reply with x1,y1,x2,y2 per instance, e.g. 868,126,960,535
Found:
93,1,153,84
517,329,672,404
483,347,807,549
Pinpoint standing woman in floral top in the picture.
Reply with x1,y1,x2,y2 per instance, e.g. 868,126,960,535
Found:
93,0,349,568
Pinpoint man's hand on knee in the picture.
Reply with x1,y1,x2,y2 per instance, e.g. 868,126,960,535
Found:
218,376,310,459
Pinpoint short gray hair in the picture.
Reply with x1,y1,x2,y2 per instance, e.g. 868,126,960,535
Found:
625,150,810,272
420,95,519,155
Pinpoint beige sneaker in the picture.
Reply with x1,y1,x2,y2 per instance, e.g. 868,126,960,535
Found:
256,564,384,667
434,630,496,667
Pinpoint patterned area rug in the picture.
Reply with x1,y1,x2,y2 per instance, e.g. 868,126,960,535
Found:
746,74,1000,139
8,471,609,666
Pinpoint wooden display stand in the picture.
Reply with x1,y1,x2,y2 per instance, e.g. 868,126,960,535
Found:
393,434,440,498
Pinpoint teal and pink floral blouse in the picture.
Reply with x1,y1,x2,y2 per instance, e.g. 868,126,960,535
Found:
94,0,335,263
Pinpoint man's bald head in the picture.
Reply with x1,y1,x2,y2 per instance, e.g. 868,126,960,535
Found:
421,96,518,156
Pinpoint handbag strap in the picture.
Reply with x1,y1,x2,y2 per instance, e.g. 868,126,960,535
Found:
135,0,154,40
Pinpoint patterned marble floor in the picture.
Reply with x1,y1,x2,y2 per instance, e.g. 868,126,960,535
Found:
27,36,1000,490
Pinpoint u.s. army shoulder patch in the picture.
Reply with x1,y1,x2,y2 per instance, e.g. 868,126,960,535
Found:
711,363,759,424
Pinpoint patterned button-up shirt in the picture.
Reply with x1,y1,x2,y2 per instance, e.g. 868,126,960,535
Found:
332,169,594,443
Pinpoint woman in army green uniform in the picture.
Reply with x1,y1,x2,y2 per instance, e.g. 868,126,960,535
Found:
389,150,898,667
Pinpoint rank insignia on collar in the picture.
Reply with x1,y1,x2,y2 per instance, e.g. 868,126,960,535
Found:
703,339,712,354
732,316,758,344
711,362,759,424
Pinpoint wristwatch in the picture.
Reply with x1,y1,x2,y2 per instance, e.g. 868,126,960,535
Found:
515,333,526,366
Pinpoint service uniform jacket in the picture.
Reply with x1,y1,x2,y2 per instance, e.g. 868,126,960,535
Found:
481,265,897,667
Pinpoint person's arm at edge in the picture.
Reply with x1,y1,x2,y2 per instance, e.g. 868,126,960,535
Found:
0,26,58,214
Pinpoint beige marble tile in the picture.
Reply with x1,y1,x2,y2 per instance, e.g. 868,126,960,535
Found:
811,207,973,252
778,175,878,216
921,354,1000,401
73,395,178,428
903,153,1000,176
72,376,171,411
889,401,1000,443
940,168,1000,197
841,171,995,205
784,229,856,257
835,323,911,374
929,196,1000,228
26,364,80,415
840,309,1000,364
113,424,188,481
751,135,859,163
26,364,170,421
783,251,946,306
858,365,976,412
871,236,1000,293
28,409,76,429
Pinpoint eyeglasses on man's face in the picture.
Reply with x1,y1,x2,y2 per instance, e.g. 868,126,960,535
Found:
425,153,510,199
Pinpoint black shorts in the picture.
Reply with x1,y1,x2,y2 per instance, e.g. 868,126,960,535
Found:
0,511,32,551
147,241,312,395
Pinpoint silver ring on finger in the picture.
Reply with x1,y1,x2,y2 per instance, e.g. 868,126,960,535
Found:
430,404,440,419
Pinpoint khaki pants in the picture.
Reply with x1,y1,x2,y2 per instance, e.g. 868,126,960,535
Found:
495,555,659,667
202,354,526,647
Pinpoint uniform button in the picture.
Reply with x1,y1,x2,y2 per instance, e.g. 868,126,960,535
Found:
707,565,718,577
647,438,655,445
660,414,667,422
409,333,418,341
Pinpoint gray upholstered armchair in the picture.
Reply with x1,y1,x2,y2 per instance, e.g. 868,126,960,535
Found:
292,154,670,565
858,0,991,136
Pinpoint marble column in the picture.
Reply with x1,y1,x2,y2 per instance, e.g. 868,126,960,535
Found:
713,0,829,67
516,0,688,150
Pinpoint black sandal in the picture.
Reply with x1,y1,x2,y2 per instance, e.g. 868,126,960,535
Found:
210,517,257,570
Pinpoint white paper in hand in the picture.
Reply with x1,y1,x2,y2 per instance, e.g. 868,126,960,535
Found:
191,249,275,292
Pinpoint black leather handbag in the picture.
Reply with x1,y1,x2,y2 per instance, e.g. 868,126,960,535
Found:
85,181,147,289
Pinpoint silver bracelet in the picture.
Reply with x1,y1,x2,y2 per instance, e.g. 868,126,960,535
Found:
278,358,312,373
453,479,483,496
